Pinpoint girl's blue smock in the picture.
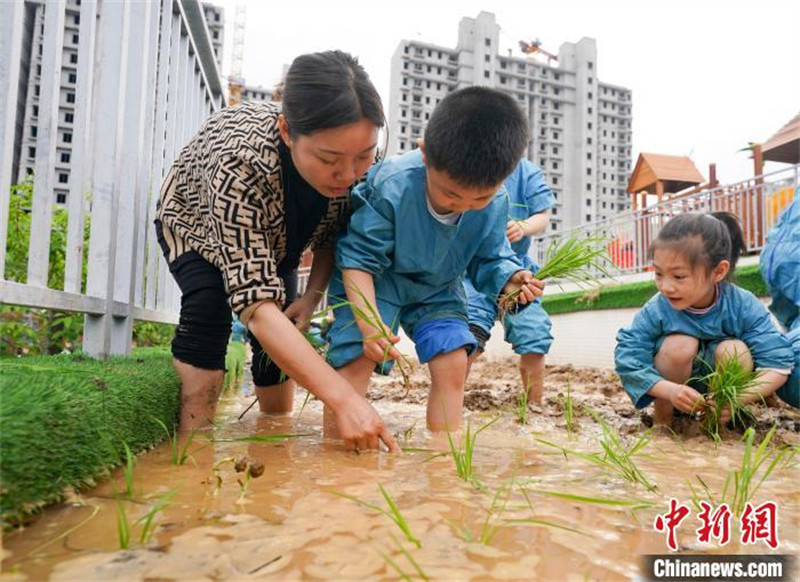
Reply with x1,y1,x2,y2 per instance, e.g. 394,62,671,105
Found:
615,282,795,408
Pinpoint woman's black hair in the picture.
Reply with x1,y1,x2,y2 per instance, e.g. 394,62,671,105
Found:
650,211,745,279
281,50,385,136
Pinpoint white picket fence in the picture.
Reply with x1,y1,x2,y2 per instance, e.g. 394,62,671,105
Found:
0,0,225,357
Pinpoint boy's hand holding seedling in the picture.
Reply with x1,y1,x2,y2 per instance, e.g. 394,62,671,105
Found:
500,270,544,307
360,318,403,364
342,268,404,364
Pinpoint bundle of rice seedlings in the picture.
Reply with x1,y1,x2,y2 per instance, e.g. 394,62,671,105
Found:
331,286,414,394
498,236,613,316
695,355,761,441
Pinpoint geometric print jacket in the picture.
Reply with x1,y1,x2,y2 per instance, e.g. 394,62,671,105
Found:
156,102,349,316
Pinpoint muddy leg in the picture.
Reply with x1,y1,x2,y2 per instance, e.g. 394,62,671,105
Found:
174,359,224,432
653,334,699,425
520,353,545,405
255,380,296,414
427,349,469,432
465,348,483,383
324,356,374,438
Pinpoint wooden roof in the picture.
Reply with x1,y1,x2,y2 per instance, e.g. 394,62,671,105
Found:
762,112,800,164
627,153,705,194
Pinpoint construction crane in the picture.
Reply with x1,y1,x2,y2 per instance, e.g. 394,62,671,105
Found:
227,2,246,106
519,39,558,64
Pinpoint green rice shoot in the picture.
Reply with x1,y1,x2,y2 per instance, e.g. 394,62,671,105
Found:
137,489,177,544
499,235,613,315
694,354,761,441
378,533,430,582
121,441,135,500
536,412,657,492
721,426,798,516
332,484,421,548
513,380,530,424
502,487,589,536
330,286,414,393
153,419,201,466
445,415,499,487
116,499,131,550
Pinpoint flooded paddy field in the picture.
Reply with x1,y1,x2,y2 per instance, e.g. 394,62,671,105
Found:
3,357,799,581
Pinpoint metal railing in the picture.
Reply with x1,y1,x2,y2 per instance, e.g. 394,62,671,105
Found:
529,164,800,276
0,0,225,357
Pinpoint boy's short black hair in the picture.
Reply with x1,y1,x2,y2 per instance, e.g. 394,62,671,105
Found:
424,87,529,188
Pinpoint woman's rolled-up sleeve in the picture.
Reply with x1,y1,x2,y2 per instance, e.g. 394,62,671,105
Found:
207,154,285,315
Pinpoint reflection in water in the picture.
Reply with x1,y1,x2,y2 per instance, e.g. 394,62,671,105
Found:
2,387,799,581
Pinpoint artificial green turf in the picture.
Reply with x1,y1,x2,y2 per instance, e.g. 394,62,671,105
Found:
225,341,247,390
541,264,767,316
0,344,248,528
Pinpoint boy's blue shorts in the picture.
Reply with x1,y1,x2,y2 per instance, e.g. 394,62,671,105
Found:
465,277,553,355
776,328,800,408
326,290,477,373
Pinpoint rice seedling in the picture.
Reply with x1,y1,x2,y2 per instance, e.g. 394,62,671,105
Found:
378,534,430,582
693,354,761,441
536,413,658,492
330,286,414,393
213,433,311,443
116,499,131,550
121,441,135,500
498,235,613,315
718,426,797,516
25,504,101,558
524,488,655,510
154,418,201,466
513,380,530,424
445,481,512,545
137,489,177,544
554,379,577,436
502,487,589,536
445,415,499,488
332,484,421,548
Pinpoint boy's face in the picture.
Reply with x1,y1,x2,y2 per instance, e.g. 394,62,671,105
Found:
419,141,501,214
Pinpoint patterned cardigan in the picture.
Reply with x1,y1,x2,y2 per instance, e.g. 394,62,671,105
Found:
156,102,349,316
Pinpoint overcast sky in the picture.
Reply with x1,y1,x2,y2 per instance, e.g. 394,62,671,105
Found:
211,0,800,184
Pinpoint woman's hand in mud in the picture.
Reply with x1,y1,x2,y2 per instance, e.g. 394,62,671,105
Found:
284,296,316,331
331,393,401,453
669,384,707,415
359,321,403,364
502,270,545,305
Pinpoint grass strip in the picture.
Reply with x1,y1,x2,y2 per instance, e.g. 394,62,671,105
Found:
541,264,766,315
0,347,179,528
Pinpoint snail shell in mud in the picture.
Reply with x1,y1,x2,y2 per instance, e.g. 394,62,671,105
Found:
247,459,265,478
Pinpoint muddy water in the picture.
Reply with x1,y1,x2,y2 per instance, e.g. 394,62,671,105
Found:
3,360,799,581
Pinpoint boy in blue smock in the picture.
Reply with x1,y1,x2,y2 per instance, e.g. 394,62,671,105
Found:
615,212,794,426
760,195,800,407
464,158,555,404
327,87,544,432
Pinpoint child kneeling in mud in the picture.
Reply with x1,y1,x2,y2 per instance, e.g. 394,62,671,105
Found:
326,87,543,433
615,212,795,427
760,195,800,408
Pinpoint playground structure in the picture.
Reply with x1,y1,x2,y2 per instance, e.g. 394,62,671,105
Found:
532,114,800,276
